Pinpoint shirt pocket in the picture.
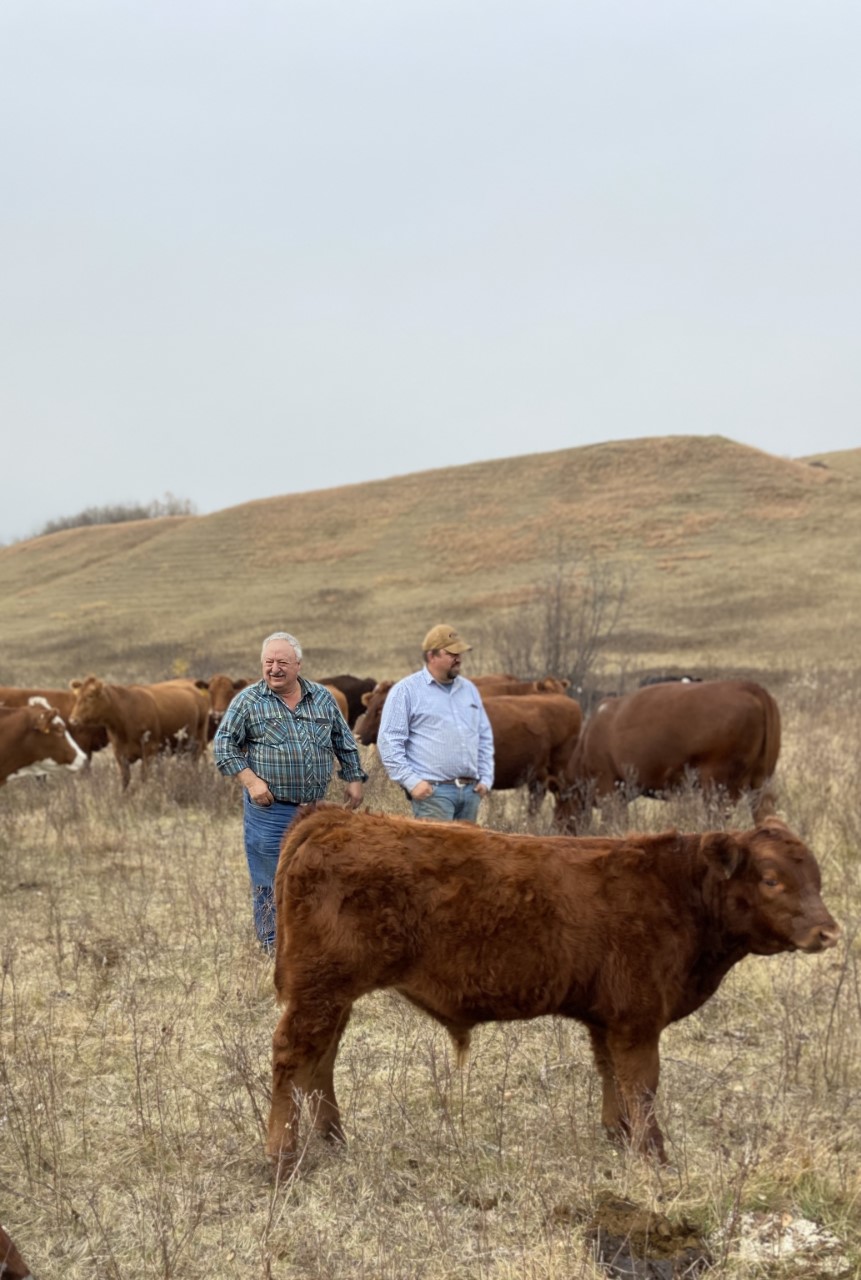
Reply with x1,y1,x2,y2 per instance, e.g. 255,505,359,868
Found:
304,716,334,751
261,717,293,747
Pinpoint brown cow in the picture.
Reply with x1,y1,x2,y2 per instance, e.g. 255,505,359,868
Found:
355,682,581,813
0,1224,36,1279
556,679,782,827
0,699,88,785
0,686,108,759
317,675,377,728
194,673,249,739
472,675,571,696
69,676,209,788
267,808,839,1166
321,684,350,722
352,680,394,743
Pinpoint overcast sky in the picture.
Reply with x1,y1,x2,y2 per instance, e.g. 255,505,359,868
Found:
2,1,859,544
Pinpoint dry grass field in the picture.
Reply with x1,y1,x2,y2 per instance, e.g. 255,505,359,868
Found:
0,435,859,686
1,435,860,1277
1,674,859,1279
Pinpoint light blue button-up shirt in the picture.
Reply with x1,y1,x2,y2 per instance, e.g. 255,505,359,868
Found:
377,667,494,794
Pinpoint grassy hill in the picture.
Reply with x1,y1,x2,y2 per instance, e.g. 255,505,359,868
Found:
1,434,858,687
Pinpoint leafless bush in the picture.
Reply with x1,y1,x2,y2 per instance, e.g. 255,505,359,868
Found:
489,549,629,690
34,493,196,539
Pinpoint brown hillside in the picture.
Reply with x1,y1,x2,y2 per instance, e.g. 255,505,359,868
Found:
1,435,858,686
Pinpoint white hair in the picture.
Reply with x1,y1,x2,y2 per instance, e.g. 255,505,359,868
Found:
260,631,303,662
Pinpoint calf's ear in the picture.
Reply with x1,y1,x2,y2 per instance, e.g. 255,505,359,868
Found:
700,832,744,879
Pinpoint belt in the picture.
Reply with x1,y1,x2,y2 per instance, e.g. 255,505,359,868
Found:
451,777,477,788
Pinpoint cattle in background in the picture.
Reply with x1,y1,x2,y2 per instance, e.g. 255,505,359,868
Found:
482,694,582,812
352,680,394,744
321,684,350,722
0,699,88,785
556,679,781,828
69,676,209,788
194,674,249,739
472,675,571,696
0,1223,36,1279
0,686,108,759
317,675,377,728
354,682,581,815
267,808,839,1166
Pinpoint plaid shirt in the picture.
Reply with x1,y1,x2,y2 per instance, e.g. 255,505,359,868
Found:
213,677,367,802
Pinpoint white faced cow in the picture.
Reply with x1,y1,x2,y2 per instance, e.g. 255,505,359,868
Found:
0,697,88,785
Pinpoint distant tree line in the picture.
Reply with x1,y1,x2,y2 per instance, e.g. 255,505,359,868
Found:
35,493,197,538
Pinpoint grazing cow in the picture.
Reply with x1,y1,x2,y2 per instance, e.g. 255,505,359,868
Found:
267,808,839,1166
69,676,209,788
194,674,249,739
0,699,88,785
317,675,377,728
0,1224,35,1279
472,675,571,696
556,679,781,827
355,682,581,813
0,686,108,759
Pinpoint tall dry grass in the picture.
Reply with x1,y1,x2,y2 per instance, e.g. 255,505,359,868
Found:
1,679,859,1278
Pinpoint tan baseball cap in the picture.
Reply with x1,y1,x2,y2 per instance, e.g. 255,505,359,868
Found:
422,624,472,654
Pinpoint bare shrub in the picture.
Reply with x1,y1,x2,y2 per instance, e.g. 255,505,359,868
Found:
34,493,196,539
488,548,629,691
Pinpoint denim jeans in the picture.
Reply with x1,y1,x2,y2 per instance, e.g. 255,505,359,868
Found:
242,792,299,950
410,781,482,823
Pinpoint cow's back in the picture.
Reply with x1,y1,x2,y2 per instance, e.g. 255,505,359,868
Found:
275,808,614,1017
147,680,210,748
572,678,780,799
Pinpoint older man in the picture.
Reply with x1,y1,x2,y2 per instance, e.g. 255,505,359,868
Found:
378,623,494,822
214,631,366,951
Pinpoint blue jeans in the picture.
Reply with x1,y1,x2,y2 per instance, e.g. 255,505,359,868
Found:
242,792,299,950
411,782,482,823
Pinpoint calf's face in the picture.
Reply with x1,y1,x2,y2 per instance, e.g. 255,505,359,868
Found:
714,822,841,955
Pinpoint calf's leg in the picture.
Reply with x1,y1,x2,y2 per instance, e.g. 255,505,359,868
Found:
267,998,353,1164
305,1004,353,1142
589,1027,667,1162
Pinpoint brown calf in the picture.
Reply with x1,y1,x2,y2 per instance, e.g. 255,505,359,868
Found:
267,809,839,1166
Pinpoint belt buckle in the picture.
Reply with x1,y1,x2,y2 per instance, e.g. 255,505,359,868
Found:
454,776,472,788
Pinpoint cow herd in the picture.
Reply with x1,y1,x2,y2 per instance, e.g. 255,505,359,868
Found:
0,662,841,1188
1,670,781,827
354,673,781,827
